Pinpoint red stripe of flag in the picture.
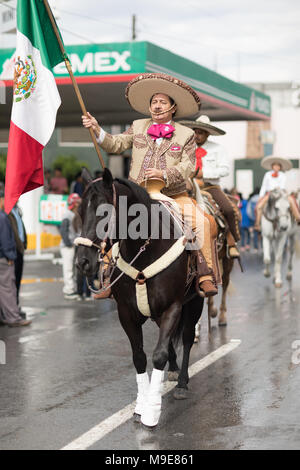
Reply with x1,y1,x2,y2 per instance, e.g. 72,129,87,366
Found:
5,122,44,214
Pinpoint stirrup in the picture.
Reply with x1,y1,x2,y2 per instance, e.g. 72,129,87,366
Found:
228,245,240,259
199,280,218,297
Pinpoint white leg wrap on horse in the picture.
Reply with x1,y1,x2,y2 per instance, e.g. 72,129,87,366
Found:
141,369,164,427
135,372,150,416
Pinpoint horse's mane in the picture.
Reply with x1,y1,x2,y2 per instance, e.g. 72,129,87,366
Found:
115,178,157,211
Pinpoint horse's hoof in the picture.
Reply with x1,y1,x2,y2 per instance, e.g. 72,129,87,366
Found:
173,387,188,400
133,413,141,423
286,273,292,281
275,282,282,288
218,316,227,326
209,307,218,318
264,271,271,278
167,370,179,382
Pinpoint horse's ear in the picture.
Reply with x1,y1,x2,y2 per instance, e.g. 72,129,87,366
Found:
103,167,113,189
81,167,93,185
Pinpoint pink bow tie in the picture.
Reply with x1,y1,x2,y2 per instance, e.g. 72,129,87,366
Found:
147,123,175,141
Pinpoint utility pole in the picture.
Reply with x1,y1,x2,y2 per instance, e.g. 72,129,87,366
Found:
237,51,241,82
132,14,136,41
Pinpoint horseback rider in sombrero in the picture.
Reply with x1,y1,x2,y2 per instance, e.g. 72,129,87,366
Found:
82,73,218,298
254,155,300,230
179,115,241,258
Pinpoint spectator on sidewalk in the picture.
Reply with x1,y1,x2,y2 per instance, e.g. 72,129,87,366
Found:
247,188,261,252
60,193,82,300
43,168,52,194
50,167,68,195
240,196,251,251
8,203,27,306
70,172,84,197
0,190,31,327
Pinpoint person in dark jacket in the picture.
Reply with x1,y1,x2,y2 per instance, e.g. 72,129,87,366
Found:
0,190,31,327
8,204,27,305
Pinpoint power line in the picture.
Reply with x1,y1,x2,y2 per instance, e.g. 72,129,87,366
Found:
1,1,299,68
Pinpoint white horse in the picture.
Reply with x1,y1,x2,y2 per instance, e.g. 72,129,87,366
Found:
286,190,300,281
261,189,292,287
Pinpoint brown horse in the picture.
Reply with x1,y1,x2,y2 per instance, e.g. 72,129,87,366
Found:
188,179,237,332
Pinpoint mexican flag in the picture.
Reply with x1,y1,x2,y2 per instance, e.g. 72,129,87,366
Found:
5,0,65,214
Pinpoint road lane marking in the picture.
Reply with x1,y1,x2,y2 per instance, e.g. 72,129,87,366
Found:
61,339,241,450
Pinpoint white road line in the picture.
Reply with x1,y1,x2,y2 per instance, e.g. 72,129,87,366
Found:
61,339,241,451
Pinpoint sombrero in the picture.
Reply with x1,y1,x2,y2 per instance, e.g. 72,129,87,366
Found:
179,115,225,136
261,155,292,172
125,73,201,119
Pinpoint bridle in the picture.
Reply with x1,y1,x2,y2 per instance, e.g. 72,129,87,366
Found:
75,176,151,295
79,176,117,255
263,191,290,232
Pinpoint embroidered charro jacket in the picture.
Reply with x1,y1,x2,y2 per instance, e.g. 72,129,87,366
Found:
97,118,196,197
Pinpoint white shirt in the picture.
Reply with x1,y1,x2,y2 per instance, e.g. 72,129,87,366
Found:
259,170,286,198
201,140,230,185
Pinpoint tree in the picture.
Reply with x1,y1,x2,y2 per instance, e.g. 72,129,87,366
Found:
0,154,7,183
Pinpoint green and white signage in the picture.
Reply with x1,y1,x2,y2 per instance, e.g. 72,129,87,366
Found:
0,40,271,119
39,194,68,225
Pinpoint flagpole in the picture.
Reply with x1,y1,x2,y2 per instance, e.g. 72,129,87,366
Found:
43,0,106,170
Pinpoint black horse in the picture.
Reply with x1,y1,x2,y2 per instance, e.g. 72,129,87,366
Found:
76,168,204,428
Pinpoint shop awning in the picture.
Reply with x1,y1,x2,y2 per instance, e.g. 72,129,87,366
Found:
0,40,271,128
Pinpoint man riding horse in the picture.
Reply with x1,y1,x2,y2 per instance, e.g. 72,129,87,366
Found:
82,73,218,298
179,115,241,259
254,155,300,230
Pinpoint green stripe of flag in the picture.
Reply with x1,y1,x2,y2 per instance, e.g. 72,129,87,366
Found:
17,0,65,70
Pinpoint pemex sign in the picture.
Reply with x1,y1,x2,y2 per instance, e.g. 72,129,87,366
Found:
54,50,131,75
0,41,146,80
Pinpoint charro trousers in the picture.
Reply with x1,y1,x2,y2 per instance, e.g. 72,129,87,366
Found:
256,193,300,226
172,192,214,282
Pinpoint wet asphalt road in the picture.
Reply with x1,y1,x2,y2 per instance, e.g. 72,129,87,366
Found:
0,248,300,450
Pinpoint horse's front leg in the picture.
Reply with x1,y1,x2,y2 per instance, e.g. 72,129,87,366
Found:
263,235,271,278
219,257,233,326
141,301,182,428
286,234,294,281
274,234,286,288
118,306,149,420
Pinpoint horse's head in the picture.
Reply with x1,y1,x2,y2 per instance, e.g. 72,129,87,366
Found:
270,189,291,232
76,167,114,277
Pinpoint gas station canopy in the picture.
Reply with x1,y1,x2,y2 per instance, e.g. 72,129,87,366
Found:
0,41,271,128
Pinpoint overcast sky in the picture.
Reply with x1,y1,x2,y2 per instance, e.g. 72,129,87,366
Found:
2,0,300,84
